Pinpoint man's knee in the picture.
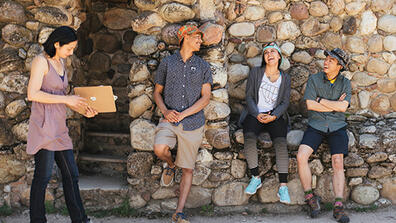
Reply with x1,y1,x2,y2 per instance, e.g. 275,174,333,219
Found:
182,168,193,175
332,155,344,170
154,144,169,158
297,145,313,163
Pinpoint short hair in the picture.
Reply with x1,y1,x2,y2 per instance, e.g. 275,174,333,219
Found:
179,38,184,48
43,26,77,58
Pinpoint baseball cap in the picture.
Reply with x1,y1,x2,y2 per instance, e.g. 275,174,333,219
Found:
177,24,204,45
324,48,349,71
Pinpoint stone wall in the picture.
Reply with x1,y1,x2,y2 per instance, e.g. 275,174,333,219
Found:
0,0,396,212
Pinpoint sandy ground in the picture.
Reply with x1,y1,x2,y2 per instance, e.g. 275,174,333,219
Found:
1,206,395,223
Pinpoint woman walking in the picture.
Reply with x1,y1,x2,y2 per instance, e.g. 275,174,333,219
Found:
27,26,96,223
239,42,291,203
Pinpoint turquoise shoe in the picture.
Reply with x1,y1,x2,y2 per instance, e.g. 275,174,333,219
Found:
245,176,262,195
277,185,291,204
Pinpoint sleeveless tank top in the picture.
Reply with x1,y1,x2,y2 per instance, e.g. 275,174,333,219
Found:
26,55,73,155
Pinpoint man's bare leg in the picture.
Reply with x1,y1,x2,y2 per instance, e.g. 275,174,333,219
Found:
176,168,193,213
297,144,321,218
297,145,314,191
332,154,345,198
332,153,350,223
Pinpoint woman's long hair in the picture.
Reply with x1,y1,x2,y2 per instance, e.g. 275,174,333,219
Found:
42,26,77,58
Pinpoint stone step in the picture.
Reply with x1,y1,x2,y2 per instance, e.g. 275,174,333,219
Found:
78,153,127,163
85,131,130,138
84,131,131,153
78,153,127,177
56,175,129,210
82,144,133,157
79,174,128,191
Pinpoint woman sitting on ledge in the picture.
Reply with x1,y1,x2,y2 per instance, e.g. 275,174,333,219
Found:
239,42,291,204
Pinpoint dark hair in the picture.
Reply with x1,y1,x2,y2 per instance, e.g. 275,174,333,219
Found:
43,26,77,58
179,38,184,48
261,42,282,70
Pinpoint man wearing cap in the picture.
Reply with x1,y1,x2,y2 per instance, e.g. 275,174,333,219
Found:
297,48,351,223
153,24,212,223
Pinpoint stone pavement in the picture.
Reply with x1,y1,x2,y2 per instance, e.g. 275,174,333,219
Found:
1,206,395,223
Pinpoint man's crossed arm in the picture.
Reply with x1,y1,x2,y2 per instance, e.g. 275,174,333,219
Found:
306,93,349,113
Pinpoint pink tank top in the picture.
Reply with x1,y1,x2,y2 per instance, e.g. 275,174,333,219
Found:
26,55,73,155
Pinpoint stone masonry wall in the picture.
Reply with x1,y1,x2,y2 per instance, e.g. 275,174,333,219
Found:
126,0,396,211
0,0,395,212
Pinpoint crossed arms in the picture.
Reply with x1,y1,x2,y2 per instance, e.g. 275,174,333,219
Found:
306,93,349,113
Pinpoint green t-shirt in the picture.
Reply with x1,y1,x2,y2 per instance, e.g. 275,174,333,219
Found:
303,72,352,133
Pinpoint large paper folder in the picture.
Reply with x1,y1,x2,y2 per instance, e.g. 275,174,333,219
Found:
74,86,117,113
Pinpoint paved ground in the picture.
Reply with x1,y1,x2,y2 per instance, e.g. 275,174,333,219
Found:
1,206,395,223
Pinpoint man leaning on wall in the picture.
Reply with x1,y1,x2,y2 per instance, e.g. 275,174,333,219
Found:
152,24,213,223
297,48,351,223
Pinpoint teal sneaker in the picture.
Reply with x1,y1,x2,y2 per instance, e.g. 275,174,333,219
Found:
277,186,291,204
245,176,262,195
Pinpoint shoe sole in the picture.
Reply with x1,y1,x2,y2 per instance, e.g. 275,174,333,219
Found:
172,216,189,223
311,210,320,218
333,213,350,223
277,193,291,204
172,220,189,223
333,216,350,223
245,183,262,195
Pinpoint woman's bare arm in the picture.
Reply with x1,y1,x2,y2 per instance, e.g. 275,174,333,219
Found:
27,55,87,108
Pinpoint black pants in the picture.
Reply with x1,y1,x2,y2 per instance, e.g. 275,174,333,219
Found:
243,114,287,139
30,149,88,223
242,115,289,179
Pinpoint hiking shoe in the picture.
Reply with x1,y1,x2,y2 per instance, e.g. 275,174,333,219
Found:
333,205,350,223
245,176,262,195
277,186,291,204
172,212,190,223
305,195,321,218
161,165,176,187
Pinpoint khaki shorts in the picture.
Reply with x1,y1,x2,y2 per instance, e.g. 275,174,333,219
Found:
154,120,204,169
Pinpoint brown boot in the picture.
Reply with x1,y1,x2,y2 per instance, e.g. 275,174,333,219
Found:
161,165,176,187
